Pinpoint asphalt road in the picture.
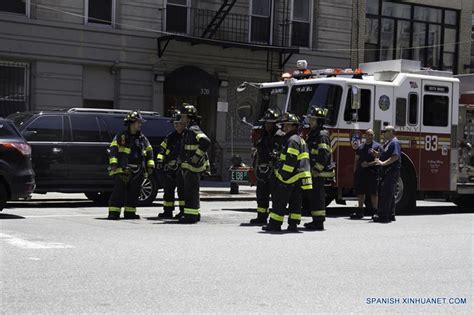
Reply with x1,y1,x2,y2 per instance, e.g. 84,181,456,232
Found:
1,199,473,314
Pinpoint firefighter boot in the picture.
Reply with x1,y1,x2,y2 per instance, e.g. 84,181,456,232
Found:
262,219,282,232
304,219,324,231
178,214,199,224
123,212,140,220
174,210,184,219
350,209,364,220
287,224,299,232
107,212,120,220
249,213,268,225
158,209,174,219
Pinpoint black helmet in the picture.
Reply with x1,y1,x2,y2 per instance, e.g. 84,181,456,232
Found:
259,108,280,122
278,112,300,125
124,111,145,125
308,106,329,119
171,109,182,122
181,103,198,117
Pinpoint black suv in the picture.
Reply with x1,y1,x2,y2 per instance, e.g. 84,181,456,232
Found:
8,108,174,205
0,118,35,211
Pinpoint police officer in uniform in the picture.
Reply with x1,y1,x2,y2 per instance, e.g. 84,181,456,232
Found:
262,113,312,232
249,108,282,225
156,110,185,219
373,125,401,223
178,104,211,224
108,111,155,220
304,106,335,231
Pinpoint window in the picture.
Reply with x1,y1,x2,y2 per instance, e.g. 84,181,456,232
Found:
0,0,29,15
166,0,190,34
291,0,311,47
344,89,371,122
423,95,449,127
86,0,115,25
24,116,63,142
71,116,102,142
365,1,459,72
0,62,29,118
250,0,272,44
408,93,418,125
395,98,407,126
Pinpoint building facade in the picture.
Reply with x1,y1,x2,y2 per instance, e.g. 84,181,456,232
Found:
0,0,472,180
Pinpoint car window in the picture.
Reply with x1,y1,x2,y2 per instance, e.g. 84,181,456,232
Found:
104,116,173,145
7,113,34,129
344,89,371,122
0,120,21,138
24,116,63,142
71,115,102,142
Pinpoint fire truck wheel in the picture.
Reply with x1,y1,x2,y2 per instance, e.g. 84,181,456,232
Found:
452,194,474,209
394,166,416,213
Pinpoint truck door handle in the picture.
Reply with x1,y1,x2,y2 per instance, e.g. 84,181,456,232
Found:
52,147,63,154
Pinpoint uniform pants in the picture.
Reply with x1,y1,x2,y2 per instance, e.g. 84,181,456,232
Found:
180,170,201,217
308,177,326,222
162,170,184,213
378,169,400,218
256,176,272,216
109,172,144,213
269,183,302,226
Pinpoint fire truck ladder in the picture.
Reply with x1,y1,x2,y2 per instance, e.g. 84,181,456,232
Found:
201,0,237,39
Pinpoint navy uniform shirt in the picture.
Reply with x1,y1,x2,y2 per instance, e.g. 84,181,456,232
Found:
380,137,401,171
356,141,382,169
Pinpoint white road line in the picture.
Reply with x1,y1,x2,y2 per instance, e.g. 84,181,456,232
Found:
0,233,74,249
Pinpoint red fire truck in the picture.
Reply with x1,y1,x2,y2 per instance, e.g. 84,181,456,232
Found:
232,59,474,211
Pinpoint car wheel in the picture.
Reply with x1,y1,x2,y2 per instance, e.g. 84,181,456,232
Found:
394,166,416,213
452,194,474,209
138,175,158,206
0,181,7,211
84,191,111,205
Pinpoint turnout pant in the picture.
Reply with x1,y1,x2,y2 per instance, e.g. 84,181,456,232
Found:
180,169,201,218
162,170,184,213
269,182,302,226
307,177,326,222
378,169,400,218
256,174,273,216
109,172,144,214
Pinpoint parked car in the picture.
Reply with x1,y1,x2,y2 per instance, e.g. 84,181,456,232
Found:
8,108,174,205
0,118,35,211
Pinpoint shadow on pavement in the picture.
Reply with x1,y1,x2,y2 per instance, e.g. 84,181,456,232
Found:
222,208,255,213
6,201,162,209
0,213,26,219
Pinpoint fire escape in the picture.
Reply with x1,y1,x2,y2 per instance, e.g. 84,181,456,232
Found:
201,0,237,39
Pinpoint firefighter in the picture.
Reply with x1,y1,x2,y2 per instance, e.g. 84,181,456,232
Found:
304,106,335,231
156,110,185,219
249,108,282,225
178,104,211,224
262,113,312,232
373,125,401,223
107,111,155,220
350,129,383,219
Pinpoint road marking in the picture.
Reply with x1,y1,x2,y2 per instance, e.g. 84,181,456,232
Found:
0,233,74,249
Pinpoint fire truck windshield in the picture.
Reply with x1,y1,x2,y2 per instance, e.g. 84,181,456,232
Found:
289,83,343,126
257,86,288,118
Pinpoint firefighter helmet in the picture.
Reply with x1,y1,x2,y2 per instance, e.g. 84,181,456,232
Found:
171,109,182,122
124,111,145,125
278,112,300,125
308,106,329,119
259,108,280,122
181,103,198,117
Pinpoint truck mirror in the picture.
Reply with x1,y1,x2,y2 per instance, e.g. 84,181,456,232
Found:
351,86,361,110
236,82,248,93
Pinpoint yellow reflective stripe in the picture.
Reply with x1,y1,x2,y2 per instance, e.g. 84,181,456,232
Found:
318,143,331,151
257,207,268,214
157,154,164,161
178,200,185,206
311,210,326,217
124,207,136,213
184,208,200,215
301,184,313,190
118,146,131,154
185,144,199,150
311,148,319,155
270,212,284,222
108,207,121,212
109,157,118,164
196,133,209,141
109,167,124,175
282,164,295,173
163,201,175,207
195,149,205,156
275,171,312,184
280,153,286,161
298,152,309,160
318,170,335,178
110,140,118,147
167,160,177,166
287,147,300,156
145,145,153,152
165,149,170,155
315,163,324,171
147,160,155,167
181,162,207,173
160,141,167,149
289,213,301,220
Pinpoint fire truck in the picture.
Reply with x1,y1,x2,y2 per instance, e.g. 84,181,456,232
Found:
232,59,474,211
